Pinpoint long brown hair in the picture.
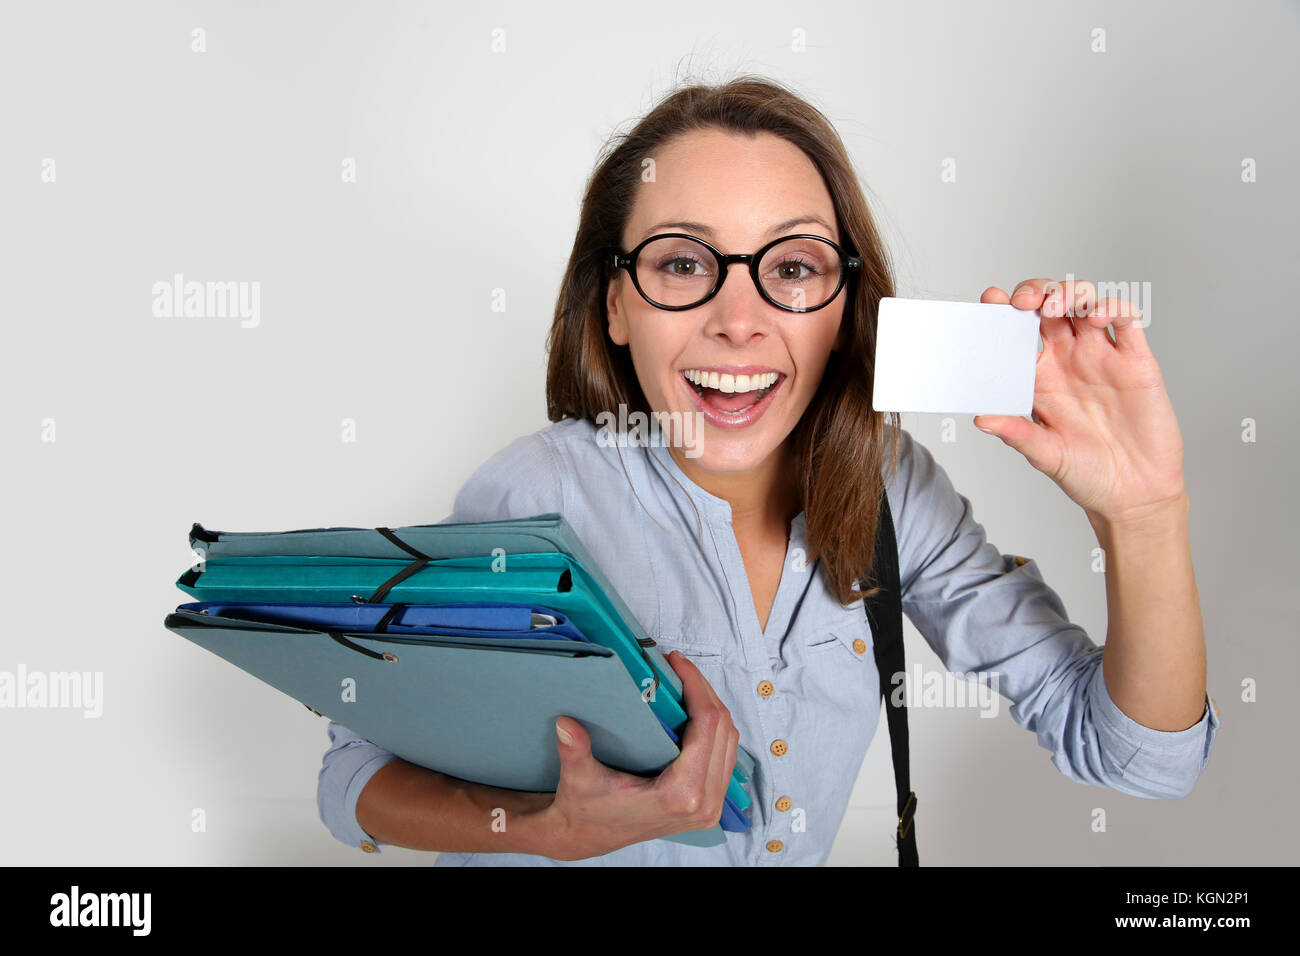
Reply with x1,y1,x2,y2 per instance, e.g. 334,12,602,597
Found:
546,74,902,606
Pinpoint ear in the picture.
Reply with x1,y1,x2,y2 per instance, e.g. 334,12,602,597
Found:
606,274,629,346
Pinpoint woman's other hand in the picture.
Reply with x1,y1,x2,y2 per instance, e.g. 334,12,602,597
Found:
974,279,1188,526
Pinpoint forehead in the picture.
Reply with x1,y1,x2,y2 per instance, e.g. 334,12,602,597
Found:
625,128,839,247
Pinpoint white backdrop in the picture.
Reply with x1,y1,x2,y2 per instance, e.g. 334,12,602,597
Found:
1,0,1296,865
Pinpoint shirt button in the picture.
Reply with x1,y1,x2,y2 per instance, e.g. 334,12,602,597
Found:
770,739,788,757
766,840,784,853
360,841,377,853
852,638,866,654
757,680,774,698
775,796,792,812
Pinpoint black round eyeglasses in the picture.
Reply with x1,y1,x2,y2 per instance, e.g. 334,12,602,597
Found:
607,233,863,313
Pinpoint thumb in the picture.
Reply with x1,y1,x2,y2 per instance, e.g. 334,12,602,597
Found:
554,716,593,765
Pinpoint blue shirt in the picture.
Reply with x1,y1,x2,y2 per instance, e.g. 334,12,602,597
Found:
317,417,1220,865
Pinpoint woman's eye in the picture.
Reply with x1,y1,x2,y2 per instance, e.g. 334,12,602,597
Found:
773,259,817,281
662,257,709,276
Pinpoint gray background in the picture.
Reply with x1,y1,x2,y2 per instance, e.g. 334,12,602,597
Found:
1,0,1295,865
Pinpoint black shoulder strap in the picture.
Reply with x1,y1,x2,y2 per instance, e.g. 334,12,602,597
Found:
863,491,919,866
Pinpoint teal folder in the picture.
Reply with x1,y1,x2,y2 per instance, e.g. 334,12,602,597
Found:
187,518,683,700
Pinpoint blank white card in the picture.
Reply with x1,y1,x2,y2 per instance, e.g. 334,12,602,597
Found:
872,297,1040,416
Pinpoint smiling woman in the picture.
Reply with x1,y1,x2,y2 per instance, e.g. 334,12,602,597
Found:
550,89,902,607
316,74,1219,867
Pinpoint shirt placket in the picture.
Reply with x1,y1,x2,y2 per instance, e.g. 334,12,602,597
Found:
707,510,807,865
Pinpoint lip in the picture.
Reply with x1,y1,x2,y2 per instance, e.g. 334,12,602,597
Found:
679,370,786,431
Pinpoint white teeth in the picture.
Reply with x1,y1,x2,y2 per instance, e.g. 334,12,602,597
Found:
683,369,778,393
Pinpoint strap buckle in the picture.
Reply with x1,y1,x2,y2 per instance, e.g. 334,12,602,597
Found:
897,791,917,839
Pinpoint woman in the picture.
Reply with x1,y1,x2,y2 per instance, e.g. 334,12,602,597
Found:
317,76,1219,866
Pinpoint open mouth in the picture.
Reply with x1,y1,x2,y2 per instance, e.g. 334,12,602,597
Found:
679,368,785,428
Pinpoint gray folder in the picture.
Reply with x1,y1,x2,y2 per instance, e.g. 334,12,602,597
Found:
166,607,731,849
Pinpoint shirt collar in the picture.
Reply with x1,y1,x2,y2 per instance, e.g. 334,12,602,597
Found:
646,440,733,523
646,439,809,534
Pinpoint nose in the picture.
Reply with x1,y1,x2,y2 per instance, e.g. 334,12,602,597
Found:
701,261,773,346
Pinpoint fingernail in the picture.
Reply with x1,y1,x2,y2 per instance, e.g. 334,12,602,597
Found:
555,721,573,746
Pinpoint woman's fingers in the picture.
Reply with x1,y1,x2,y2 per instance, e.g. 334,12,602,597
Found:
1008,278,1049,309
715,725,741,817
1092,296,1149,353
664,650,734,823
666,649,723,709
1005,279,1146,354
1010,278,1073,347
1058,279,1110,348
661,651,762,829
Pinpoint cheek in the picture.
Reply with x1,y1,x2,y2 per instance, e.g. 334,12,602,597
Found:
788,321,843,396
628,320,685,372
625,327,678,403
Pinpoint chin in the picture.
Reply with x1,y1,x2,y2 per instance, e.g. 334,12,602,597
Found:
680,434,778,472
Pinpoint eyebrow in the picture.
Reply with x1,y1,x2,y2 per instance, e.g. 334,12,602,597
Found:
641,215,837,243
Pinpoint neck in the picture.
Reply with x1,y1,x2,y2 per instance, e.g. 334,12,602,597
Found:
669,439,801,531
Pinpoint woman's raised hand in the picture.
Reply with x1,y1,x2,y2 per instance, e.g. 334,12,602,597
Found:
974,279,1187,527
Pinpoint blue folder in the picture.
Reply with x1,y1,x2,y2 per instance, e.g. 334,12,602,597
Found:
177,601,590,641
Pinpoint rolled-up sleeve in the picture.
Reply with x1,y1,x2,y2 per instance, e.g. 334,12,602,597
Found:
315,428,568,851
887,427,1220,799
1081,659,1219,798
317,720,399,852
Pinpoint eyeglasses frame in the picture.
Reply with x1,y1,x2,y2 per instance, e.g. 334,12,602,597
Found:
608,232,864,313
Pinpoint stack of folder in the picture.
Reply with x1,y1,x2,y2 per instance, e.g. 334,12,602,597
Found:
164,514,755,847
